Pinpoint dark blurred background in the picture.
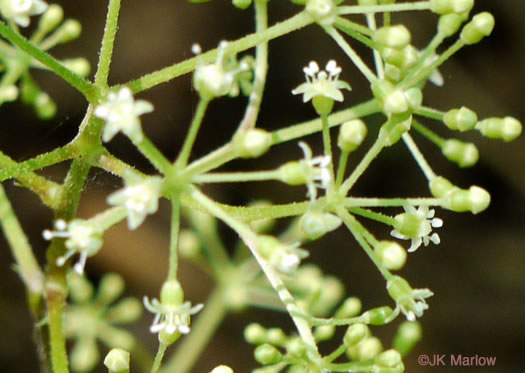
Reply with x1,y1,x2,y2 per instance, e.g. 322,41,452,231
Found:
0,1,524,372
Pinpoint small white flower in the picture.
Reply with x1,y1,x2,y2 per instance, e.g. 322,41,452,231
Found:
143,297,203,335
107,171,163,230
269,242,309,274
391,205,442,252
43,219,103,275
292,60,351,103
387,276,434,322
298,141,332,201
94,87,153,143
1,0,47,27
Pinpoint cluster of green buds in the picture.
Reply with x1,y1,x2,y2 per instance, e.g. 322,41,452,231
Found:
64,272,141,372
0,3,88,117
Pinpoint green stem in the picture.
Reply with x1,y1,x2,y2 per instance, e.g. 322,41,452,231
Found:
336,206,392,281
365,13,384,79
0,184,43,295
324,26,377,83
344,197,441,208
321,114,335,181
337,1,431,15
349,207,396,226
413,105,445,121
335,150,349,187
340,132,385,196
400,32,445,88
167,200,181,281
126,11,313,93
95,0,122,87
0,21,97,100
184,143,235,178
47,286,69,373
237,0,269,131
192,169,281,184
93,151,143,178
412,119,445,147
133,137,172,174
402,133,435,180
161,287,227,373
175,98,210,168
151,342,168,373
334,17,379,50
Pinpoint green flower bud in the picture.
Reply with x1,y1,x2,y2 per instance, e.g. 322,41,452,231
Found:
374,25,411,49
358,0,378,5
476,116,522,142
57,19,82,44
338,119,368,152
438,13,466,37
430,0,474,15
460,12,495,45
357,336,383,361
104,348,130,373
335,296,362,318
233,128,272,158
404,87,423,108
384,90,409,114
245,323,267,344
306,0,337,26
286,338,307,357
39,4,63,34
266,328,288,345
178,229,201,259
34,92,57,119
442,185,490,214
300,210,342,240
375,241,407,271
444,106,478,131
233,0,252,9
314,325,335,341
256,235,280,258
344,323,369,346
429,176,455,198
254,344,282,365
71,337,99,372
362,306,395,325
442,138,479,167
375,349,402,367
379,115,412,146
105,298,142,324
393,321,422,356
62,58,91,77
278,161,306,186
0,85,18,103
384,64,401,83
98,273,125,304
210,365,234,373
311,276,345,315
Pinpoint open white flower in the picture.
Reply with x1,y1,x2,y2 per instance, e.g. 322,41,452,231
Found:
298,141,331,201
94,86,153,143
143,281,203,336
387,276,434,322
1,0,47,27
391,205,442,252
292,60,351,103
43,219,103,275
107,171,163,230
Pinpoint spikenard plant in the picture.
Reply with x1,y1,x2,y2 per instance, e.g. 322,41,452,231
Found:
0,0,521,372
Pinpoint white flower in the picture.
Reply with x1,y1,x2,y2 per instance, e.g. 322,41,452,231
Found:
292,60,351,103
391,205,443,252
298,141,332,201
387,276,434,322
94,87,153,143
43,219,103,275
269,242,309,274
107,171,163,230
1,0,47,27
143,295,203,336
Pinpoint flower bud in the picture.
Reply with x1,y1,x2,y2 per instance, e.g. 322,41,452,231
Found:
306,0,337,26
375,349,402,367
233,0,252,9
57,19,82,44
362,306,395,325
460,12,495,45
379,115,412,146
105,298,142,324
254,344,282,365
278,161,307,185
442,139,478,167
62,58,91,77
335,296,362,318
39,4,64,34
299,210,342,240
0,85,18,103
314,325,335,341
430,0,474,15
72,338,99,372
286,338,307,357
178,230,201,259
404,87,423,109
244,323,267,344
210,365,234,373
357,336,383,361
438,13,465,37
266,328,288,345
104,348,130,373
476,116,522,142
358,0,378,4
233,128,272,158
393,321,422,356
375,241,407,271
443,106,478,131
338,119,368,152
194,64,233,99
442,185,490,214
35,92,57,119
98,273,125,304
374,25,411,49
344,323,369,346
